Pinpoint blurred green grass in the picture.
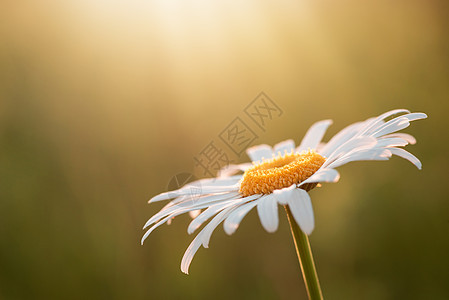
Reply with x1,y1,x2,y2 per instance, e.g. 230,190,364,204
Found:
0,0,448,299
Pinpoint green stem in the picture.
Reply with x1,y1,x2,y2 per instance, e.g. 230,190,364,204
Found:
285,206,323,300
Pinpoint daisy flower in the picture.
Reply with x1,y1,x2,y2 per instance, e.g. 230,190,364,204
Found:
141,109,426,277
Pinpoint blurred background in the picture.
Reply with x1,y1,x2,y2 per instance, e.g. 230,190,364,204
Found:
1,0,448,299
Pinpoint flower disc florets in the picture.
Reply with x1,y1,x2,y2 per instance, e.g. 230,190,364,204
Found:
239,150,326,196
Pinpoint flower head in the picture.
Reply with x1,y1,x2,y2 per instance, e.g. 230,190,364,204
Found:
142,109,426,274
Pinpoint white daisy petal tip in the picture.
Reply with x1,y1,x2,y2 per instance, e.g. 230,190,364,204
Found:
223,223,237,235
329,170,341,183
257,195,279,233
384,133,417,145
287,189,315,236
189,209,201,219
273,139,296,157
187,224,196,235
148,192,172,203
246,144,273,163
389,148,422,170
407,112,427,121
299,168,340,185
302,223,315,235
297,119,333,152
223,201,258,235
272,184,297,205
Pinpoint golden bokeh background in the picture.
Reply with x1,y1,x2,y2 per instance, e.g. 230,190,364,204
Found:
1,0,448,299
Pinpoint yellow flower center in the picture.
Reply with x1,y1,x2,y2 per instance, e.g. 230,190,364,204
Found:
239,150,326,196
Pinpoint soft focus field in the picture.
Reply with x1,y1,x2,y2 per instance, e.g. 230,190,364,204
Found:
1,1,448,299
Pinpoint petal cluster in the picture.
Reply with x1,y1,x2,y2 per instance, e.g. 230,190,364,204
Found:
142,109,426,273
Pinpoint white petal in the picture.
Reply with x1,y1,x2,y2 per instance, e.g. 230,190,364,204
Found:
180,236,202,275
256,194,279,233
187,200,237,235
195,175,242,187
246,144,273,162
145,192,240,226
388,147,422,169
357,109,410,136
287,189,315,235
187,195,259,234
299,168,340,185
376,137,408,148
402,112,427,122
382,133,416,145
189,210,201,219
273,139,295,156
163,186,238,210
181,207,234,274
195,175,242,186
371,117,410,138
144,192,239,229
327,148,392,169
223,200,259,235
368,111,425,137
149,191,178,203
148,178,239,203
195,184,240,194
218,163,251,178
272,184,297,205
143,197,222,244
297,119,333,152
201,207,236,248
143,200,187,230
375,109,410,119
150,185,239,207
315,142,327,152
141,214,173,245
319,121,366,157
323,136,377,167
